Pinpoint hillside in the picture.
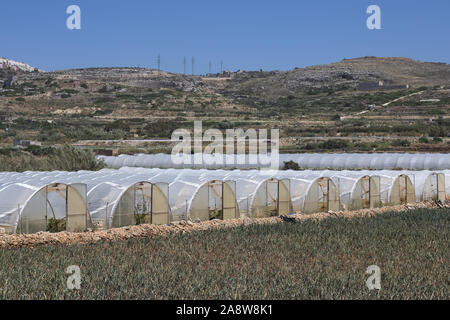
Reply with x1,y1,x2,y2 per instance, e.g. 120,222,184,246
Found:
0,56,448,152
221,57,450,110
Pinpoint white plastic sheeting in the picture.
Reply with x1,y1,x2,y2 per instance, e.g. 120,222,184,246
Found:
98,153,450,170
320,171,381,210
0,183,47,233
275,171,339,213
442,170,450,199
376,171,415,205
0,180,87,234
0,170,170,232
402,171,446,202
113,168,239,221
0,168,448,234
222,170,291,217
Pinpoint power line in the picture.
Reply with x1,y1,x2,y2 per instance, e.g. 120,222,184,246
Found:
157,54,161,76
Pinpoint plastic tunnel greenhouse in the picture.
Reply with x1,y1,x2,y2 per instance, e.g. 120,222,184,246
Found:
275,171,339,213
402,171,445,202
223,170,292,218
0,167,448,234
0,170,171,233
377,171,415,206
0,180,87,234
322,171,381,210
137,168,240,222
98,153,450,170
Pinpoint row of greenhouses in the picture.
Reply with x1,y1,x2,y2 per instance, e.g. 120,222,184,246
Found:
98,153,450,170
0,168,447,234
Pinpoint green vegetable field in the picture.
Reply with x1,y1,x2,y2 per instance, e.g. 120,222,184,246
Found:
0,208,448,300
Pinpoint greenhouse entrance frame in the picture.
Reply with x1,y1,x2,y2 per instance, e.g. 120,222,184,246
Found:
317,177,330,212
361,176,381,209
302,177,339,214
110,181,170,229
17,183,87,234
397,175,415,205
423,173,445,202
189,180,238,221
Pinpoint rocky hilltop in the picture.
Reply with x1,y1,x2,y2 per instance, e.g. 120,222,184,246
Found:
0,57,43,74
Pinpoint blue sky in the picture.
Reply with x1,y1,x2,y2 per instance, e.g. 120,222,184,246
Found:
1,0,449,73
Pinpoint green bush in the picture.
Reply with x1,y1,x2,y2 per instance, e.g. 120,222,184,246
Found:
0,145,105,172
46,218,66,233
283,160,301,170
391,139,411,147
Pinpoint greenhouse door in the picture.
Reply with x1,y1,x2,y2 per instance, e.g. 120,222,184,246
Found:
208,181,223,220
427,173,446,202
133,182,152,225
277,179,290,215
328,180,340,212
361,176,370,209
369,176,381,208
399,175,408,205
317,178,329,212
266,179,278,217
437,174,445,202
151,183,170,225
223,181,237,220
425,174,438,201
66,184,87,232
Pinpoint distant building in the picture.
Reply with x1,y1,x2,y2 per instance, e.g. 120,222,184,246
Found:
13,140,41,147
358,81,408,91
420,99,440,103
96,149,114,156
2,75,15,88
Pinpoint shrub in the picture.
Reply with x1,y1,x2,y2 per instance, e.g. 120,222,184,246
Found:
391,139,411,147
46,218,66,233
283,160,301,170
0,145,105,172
332,114,341,121
418,136,429,144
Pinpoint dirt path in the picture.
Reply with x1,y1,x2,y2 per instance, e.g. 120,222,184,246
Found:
0,202,445,249
342,90,426,120
381,90,425,107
